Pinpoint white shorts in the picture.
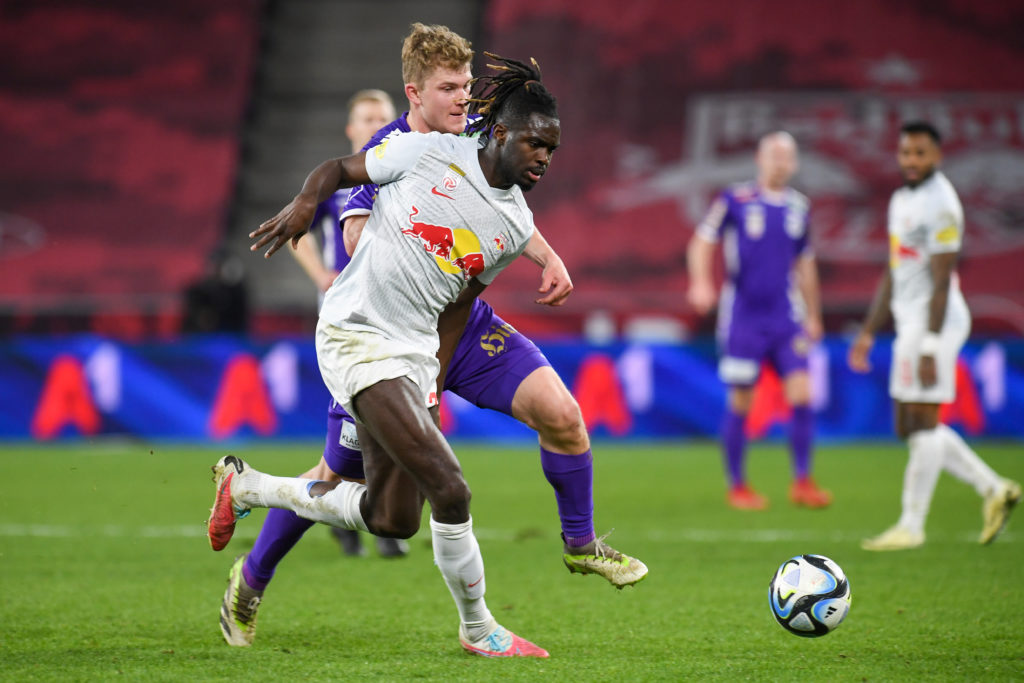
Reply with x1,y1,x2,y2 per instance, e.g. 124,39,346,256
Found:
888,317,970,404
315,320,439,423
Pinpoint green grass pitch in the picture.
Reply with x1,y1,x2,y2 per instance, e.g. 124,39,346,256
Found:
1,440,1022,681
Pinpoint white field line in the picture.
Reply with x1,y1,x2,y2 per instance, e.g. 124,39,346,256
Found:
0,523,1011,544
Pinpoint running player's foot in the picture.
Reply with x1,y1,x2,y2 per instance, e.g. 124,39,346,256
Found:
330,527,366,557
459,620,549,658
861,524,924,551
208,455,253,551
219,554,263,647
980,479,1022,545
563,531,648,589
789,477,833,508
728,484,768,510
375,536,410,558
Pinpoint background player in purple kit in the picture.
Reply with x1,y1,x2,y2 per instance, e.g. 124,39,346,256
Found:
287,88,408,558
687,131,831,510
216,24,646,649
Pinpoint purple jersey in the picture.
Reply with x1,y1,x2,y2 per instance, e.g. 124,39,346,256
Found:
697,181,812,323
309,190,352,274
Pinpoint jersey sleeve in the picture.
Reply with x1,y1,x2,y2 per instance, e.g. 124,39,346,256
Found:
696,193,731,242
926,193,963,255
362,131,433,186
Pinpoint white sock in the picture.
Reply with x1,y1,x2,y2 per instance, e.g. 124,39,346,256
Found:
236,471,368,531
430,516,493,642
935,423,1001,497
897,428,944,535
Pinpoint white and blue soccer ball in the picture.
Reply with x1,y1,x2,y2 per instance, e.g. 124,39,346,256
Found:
768,554,851,637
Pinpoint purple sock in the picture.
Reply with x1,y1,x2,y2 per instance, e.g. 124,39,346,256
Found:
243,508,315,590
723,409,747,487
789,405,813,480
540,447,595,547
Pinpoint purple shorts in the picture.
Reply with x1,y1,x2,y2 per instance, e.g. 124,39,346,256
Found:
718,315,809,387
322,298,550,476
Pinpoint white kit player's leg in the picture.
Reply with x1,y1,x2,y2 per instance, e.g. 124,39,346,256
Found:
430,516,493,639
251,473,369,531
934,424,1001,496
897,428,943,536
208,455,369,554
431,516,549,658
862,428,940,551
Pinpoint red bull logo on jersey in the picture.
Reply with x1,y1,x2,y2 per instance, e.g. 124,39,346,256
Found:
889,234,920,267
403,206,485,281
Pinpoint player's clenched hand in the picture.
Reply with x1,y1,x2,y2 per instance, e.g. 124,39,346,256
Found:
536,256,573,306
687,280,717,316
847,331,874,373
918,355,937,388
250,195,318,258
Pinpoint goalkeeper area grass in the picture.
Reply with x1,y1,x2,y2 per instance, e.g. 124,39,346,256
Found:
1,440,1022,681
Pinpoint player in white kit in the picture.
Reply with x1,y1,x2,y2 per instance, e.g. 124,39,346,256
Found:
207,56,559,656
848,121,1021,551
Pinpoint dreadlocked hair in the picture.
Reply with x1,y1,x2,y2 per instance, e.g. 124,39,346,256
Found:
467,52,558,137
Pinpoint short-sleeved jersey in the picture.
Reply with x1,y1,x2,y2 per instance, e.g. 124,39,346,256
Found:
341,112,480,224
697,182,812,322
309,190,353,274
887,170,965,326
319,132,535,357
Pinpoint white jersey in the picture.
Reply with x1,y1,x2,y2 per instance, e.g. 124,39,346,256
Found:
887,170,969,331
318,132,535,357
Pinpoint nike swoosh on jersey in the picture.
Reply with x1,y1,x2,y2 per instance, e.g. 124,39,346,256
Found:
431,186,454,200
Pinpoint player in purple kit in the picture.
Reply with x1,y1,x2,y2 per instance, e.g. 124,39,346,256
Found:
687,131,831,510
214,24,646,650
286,88,408,558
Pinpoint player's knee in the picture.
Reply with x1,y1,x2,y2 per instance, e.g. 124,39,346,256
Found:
430,477,472,520
371,515,421,540
534,395,586,442
728,388,754,413
784,372,812,406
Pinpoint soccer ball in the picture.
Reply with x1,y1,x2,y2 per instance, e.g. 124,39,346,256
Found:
768,554,851,637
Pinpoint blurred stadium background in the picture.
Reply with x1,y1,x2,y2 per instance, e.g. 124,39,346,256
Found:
2,0,1024,443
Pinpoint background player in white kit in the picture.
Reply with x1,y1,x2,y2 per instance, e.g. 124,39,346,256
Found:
849,121,1021,551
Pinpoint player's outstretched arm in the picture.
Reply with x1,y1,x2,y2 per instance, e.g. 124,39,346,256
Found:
251,153,372,258
686,234,718,315
522,229,573,306
848,270,892,373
